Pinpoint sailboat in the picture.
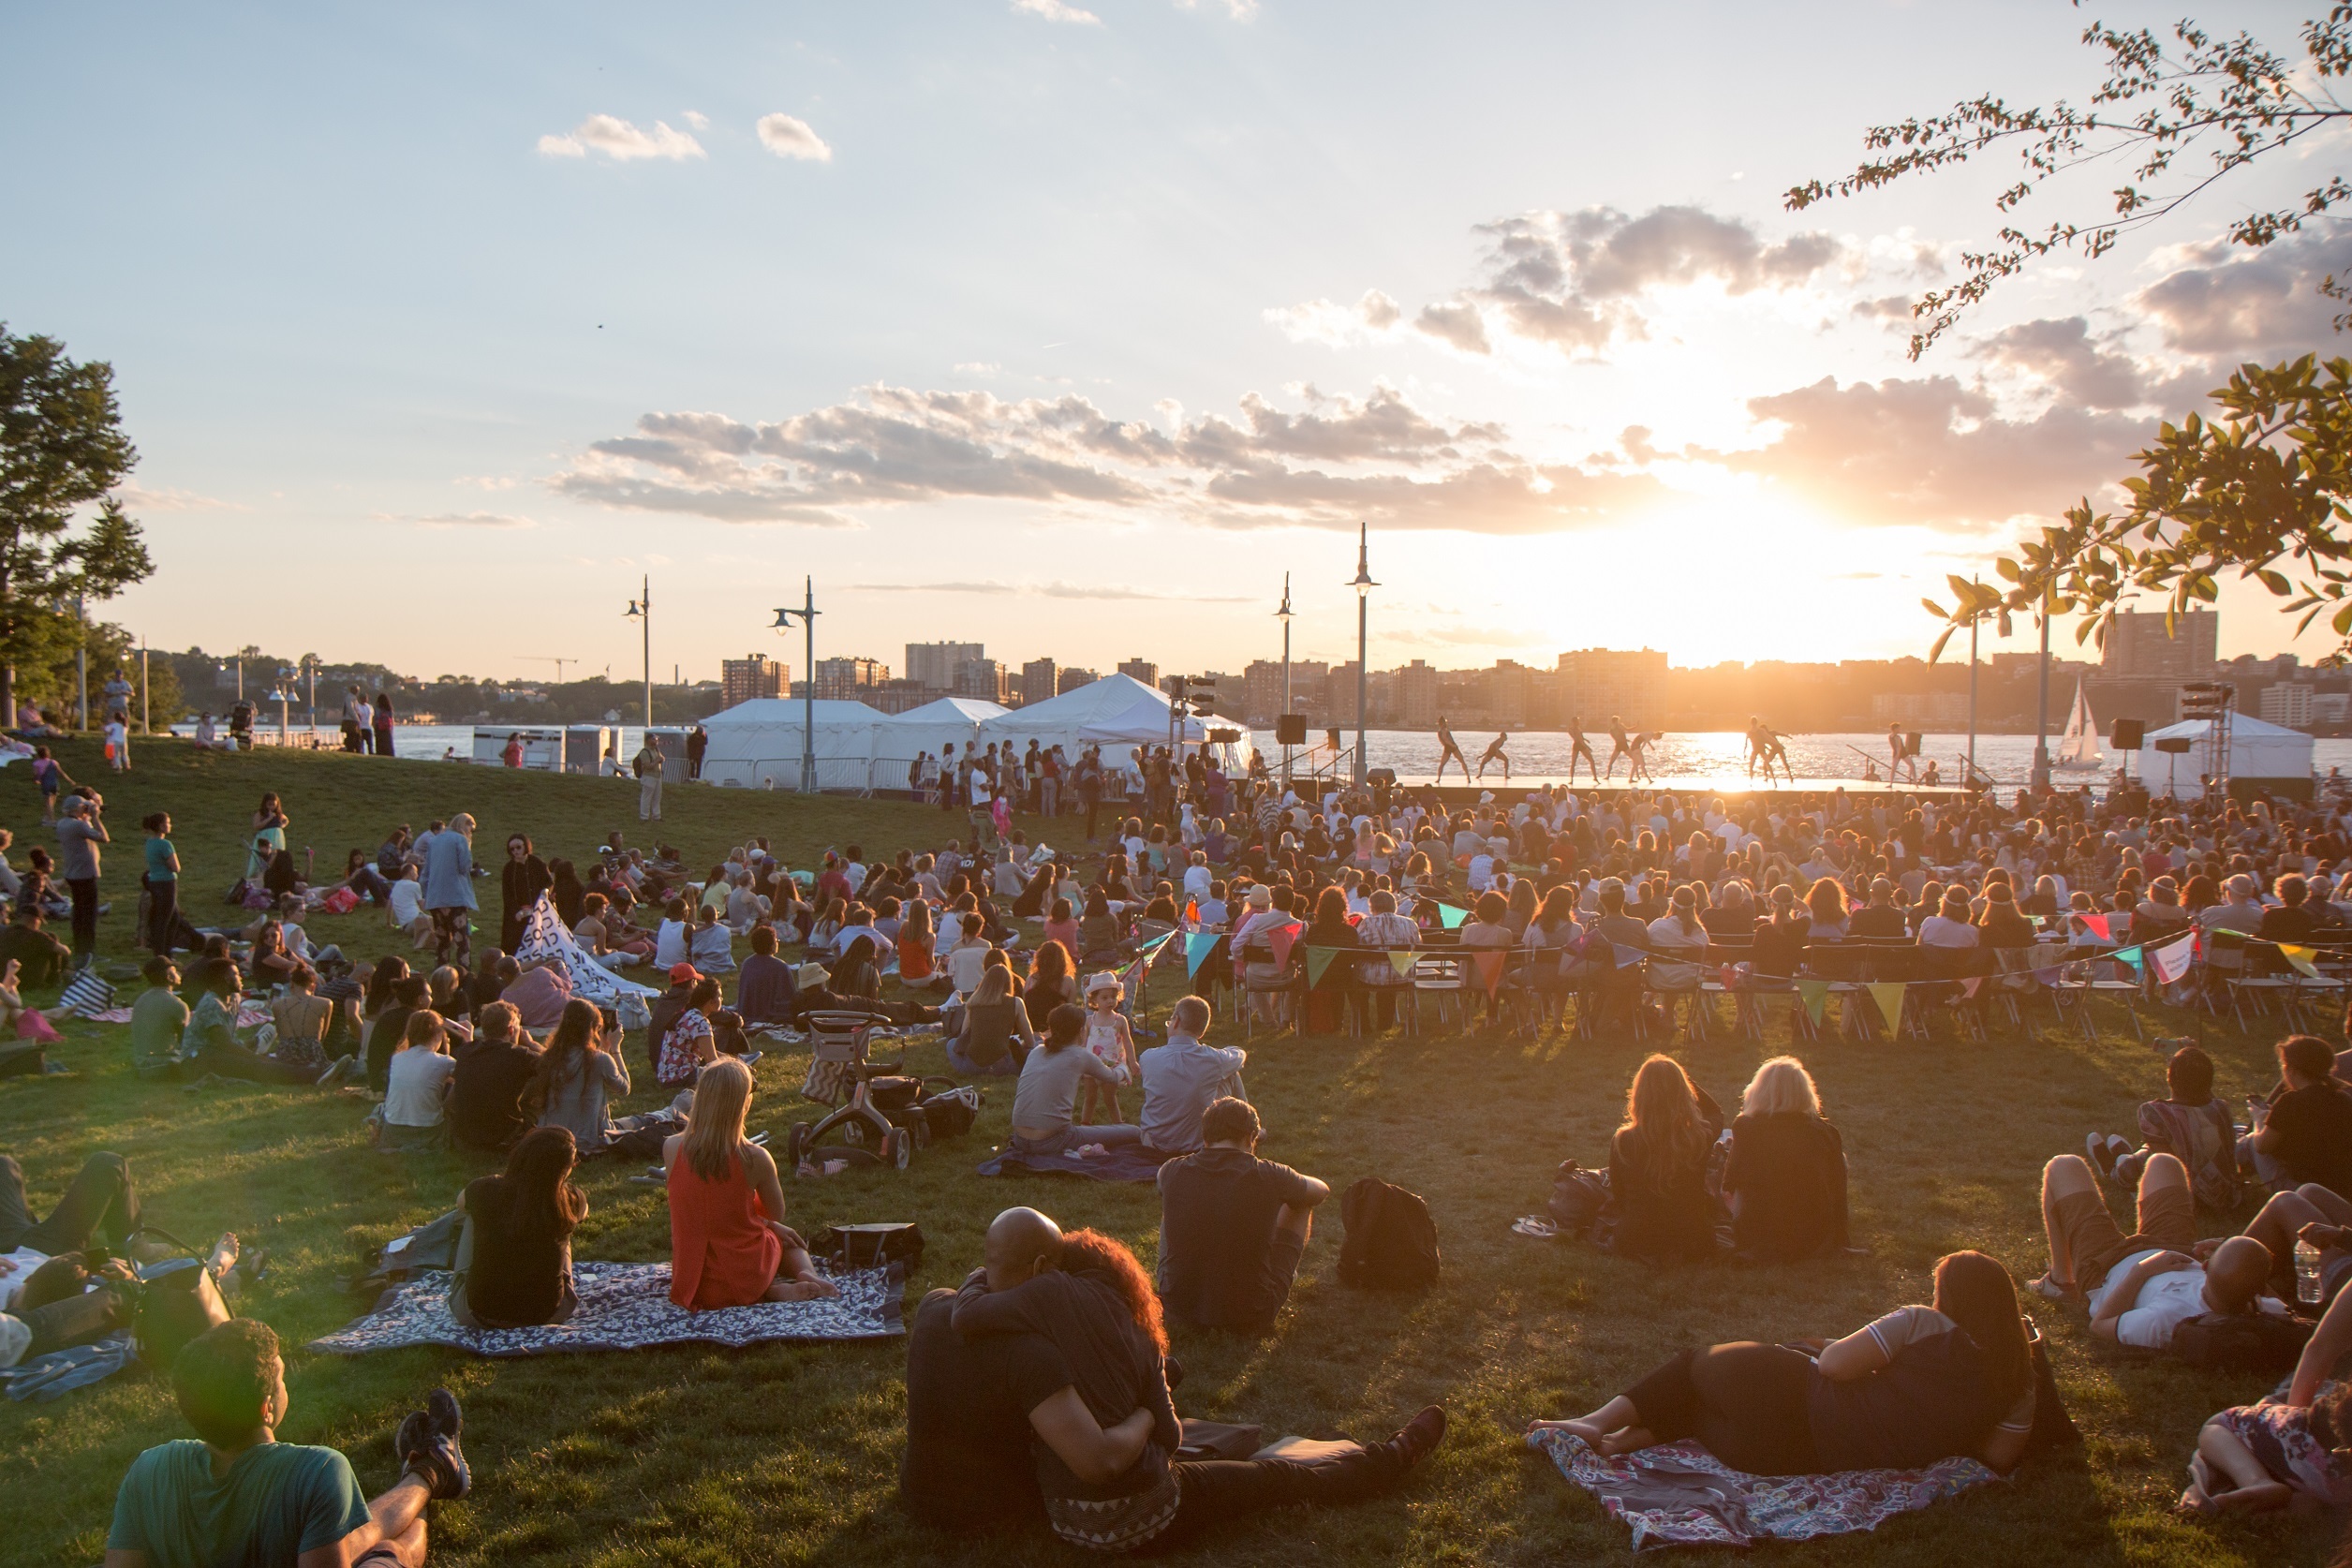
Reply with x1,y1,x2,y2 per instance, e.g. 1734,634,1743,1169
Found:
2054,679,2105,771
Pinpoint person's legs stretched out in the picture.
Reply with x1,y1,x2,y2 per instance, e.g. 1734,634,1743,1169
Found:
0,1151,139,1254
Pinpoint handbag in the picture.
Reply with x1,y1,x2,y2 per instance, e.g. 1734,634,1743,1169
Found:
809,1222,925,1271
126,1228,230,1372
1547,1161,1613,1240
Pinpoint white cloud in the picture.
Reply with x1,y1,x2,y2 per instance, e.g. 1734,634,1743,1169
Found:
1013,0,1102,22
536,114,706,163
410,511,538,529
1175,0,1259,17
755,113,833,162
683,110,709,130
115,482,248,513
1265,289,1401,348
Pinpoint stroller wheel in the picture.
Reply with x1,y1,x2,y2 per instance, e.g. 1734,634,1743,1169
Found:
785,1123,810,1170
910,1117,933,1150
883,1128,911,1170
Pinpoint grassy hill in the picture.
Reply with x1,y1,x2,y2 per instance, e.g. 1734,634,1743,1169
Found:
0,736,2329,1566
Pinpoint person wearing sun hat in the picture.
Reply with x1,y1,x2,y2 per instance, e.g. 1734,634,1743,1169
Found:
1075,971,1138,1127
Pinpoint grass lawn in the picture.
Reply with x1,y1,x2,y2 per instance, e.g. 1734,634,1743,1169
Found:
0,736,2336,1566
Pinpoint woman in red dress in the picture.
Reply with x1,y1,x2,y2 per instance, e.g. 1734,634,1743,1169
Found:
664,1058,838,1309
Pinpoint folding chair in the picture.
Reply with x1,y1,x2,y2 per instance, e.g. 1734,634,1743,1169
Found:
1643,957,1712,1042
1411,954,1469,1033
1800,944,1876,1042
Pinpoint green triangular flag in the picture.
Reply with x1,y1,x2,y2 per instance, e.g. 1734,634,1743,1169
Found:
1305,946,1341,987
1388,950,1418,980
1433,902,1468,930
2111,945,2144,971
1795,978,1828,1026
1183,932,1220,977
1866,982,1904,1029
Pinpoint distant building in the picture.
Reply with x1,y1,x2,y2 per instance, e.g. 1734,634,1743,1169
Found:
906,642,984,690
953,658,1008,703
719,653,787,707
1242,659,1286,723
1486,660,1535,726
864,679,940,715
1399,659,1438,728
1117,658,1159,688
1557,647,1668,728
2102,608,2217,679
2260,682,2315,729
1020,658,1058,706
2315,692,2350,724
812,657,887,701
1058,667,1098,695
1869,691,1969,725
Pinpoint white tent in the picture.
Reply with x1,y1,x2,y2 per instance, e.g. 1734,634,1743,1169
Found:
2143,712,2315,788
873,696,1009,785
974,672,1204,758
699,697,885,791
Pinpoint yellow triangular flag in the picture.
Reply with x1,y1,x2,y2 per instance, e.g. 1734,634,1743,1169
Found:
1388,950,1418,980
2280,943,2324,980
1867,982,1906,1029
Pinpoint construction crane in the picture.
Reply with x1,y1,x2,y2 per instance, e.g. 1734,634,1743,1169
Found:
519,657,581,683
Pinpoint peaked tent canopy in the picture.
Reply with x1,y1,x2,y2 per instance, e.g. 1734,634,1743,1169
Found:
974,673,1204,757
698,697,885,791
873,697,1011,780
2141,713,2314,784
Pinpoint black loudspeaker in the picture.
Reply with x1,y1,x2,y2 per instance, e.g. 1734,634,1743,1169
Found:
2153,736,2193,755
2109,718,2145,750
1367,767,1397,786
1275,715,1307,745
1206,727,1241,745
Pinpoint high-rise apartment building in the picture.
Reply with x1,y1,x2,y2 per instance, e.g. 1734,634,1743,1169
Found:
1399,659,1439,727
954,658,1008,703
2101,608,2217,679
812,657,887,701
1557,647,1668,727
1117,658,1159,688
719,653,787,707
1058,667,1098,694
906,642,984,690
1020,658,1058,706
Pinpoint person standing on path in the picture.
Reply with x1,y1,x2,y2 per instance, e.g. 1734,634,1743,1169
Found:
633,736,666,822
56,793,108,971
421,813,478,970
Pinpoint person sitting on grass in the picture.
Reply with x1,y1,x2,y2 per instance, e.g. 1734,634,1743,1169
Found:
0,903,69,991
2086,1043,2241,1211
130,958,191,1082
945,963,1036,1078
2033,1150,2272,1346
179,959,330,1087
2182,1266,2352,1514
1606,1055,1726,1265
665,1058,839,1308
532,999,679,1161
2247,1034,2352,1202
268,964,351,1085
733,924,796,1025
498,955,572,1033
102,1318,467,1568
376,1011,455,1152
950,1206,1446,1552
449,1001,542,1153
688,904,735,974
1723,1056,1849,1264
656,976,724,1089
1138,996,1246,1157
1155,1096,1326,1335
451,1126,584,1330
1010,1004,1143,1159
1527,1250,2037,1476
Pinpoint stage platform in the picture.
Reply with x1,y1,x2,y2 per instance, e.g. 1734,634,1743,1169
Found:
1298,775,1975,807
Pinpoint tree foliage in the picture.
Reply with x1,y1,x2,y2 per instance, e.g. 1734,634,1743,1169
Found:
1788,7,2352,357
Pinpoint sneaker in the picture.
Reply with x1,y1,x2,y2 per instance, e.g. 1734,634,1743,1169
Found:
1386,1406,1448,1470
2086,1132,2117,1178
316,1059,346,1087
736,1050,762,1070
2026,1272,2069,1301
402,1388,468,1501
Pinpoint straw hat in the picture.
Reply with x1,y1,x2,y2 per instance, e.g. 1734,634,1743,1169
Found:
1084,970,1125,1000
1246,884,1274,910
794,961,831,988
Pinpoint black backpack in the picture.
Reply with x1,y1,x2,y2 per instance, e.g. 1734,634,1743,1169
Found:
2170,1311,2314,1374
1337,1177,1440,1290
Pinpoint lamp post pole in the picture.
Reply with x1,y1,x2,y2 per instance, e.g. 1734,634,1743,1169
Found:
1275,573,1294,787
1967,576,1979,788
139,636,150,736
1348,522,1376,792
772,578,821,793
2032,590,2053,792
624,576,653,731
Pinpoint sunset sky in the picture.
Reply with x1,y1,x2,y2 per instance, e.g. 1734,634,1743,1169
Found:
3,1,2341,685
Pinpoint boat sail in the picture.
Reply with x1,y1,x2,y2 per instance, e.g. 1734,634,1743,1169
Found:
2054,680,2104,770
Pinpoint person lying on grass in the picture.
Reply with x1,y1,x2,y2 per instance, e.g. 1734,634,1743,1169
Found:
1530,1250,2038,1476
2034,1150,2273,1348
2182,1272,2352,1515
103,1318,467,1568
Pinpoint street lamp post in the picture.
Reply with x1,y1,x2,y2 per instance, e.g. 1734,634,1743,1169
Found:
2031,591,2053,792
1347,522,1375,792
623,576,653,732
1967,576,1979,788
771,577,821,793
1275,573,1294,787
268,676,291,747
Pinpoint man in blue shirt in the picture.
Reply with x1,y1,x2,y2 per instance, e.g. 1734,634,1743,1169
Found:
105,1318,467,1568
1137,996,1246,1156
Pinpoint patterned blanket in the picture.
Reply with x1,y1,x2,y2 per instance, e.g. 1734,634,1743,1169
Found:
976,1145,1172,1183
1528,1429,2000,1549
308,1261,903,1358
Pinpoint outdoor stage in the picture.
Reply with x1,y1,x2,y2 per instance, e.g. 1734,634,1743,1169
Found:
1319,774,1977,807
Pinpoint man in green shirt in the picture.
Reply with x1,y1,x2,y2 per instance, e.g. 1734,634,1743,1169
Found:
106,1317,467,1568
129,958,190,1081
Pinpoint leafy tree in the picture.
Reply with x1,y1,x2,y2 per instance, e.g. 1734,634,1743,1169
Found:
0,328,152,720
1789,8,2352,357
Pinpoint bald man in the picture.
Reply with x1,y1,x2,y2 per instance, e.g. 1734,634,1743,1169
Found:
2037,1152,2272,1348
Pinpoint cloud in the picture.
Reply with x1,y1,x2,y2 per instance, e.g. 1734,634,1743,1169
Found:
683,111,709,130
410,511,537,529
1013,0,1102,22
1694,374,2150,528
537,115,705,162
1174,0,1260,19
1970,317,2148,410
1273,204,1847,361
114,482,248,513
845,579,1254,602
551,380,1664,535
755,113,832,162
2133,232,2344,357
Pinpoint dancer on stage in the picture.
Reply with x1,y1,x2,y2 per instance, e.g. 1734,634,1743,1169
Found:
1626,729,1657,785
1565,717,1600,784
1605,716,1634,780
1744,717,1772,778
1886,723,1916,784
1477,730,1512,782
1434,717,1472,782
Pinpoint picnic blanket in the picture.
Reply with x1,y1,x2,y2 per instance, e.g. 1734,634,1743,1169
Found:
1528,1429,2000,1549
510,894,658,1005
977,1144,1172,1183
308,1261,903,1358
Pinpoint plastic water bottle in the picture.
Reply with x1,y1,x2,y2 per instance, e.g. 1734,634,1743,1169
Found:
2297,1237,2326,1308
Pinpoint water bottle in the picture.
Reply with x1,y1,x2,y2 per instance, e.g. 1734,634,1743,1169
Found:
2297,1237,2326,1308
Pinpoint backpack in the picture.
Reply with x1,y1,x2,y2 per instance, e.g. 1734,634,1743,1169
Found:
2170,1311,2314,1374
1337,1177,1440,1290
1546,1161,1615,1244
919,1085,982,1140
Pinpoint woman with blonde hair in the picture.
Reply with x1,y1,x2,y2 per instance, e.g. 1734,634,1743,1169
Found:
665,1058,838,1309
1723,1056,1850,1263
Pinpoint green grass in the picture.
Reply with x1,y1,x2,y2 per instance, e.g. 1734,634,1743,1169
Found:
0,736,2336,1566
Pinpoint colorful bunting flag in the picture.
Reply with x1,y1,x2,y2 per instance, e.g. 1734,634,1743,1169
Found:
1611,943,1648,969
2081,912,2112,943
2111,945,2145,972
2279,942,2325,980
1867,982,1905,1030
1795,978,1829,1025
1388,950,1419,981
1960,976,1983,998
1305,946,1342,987
1182,932,1221,978
2150,932,2196,986
1432,902,1469,931
1267,921,1302,969
1468,949,1505,996
1182,899,1199,926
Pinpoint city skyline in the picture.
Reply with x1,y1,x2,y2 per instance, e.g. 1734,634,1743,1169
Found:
9,3,2352,680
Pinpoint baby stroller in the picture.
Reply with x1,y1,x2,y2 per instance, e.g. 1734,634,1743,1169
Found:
786,1066,981,1173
